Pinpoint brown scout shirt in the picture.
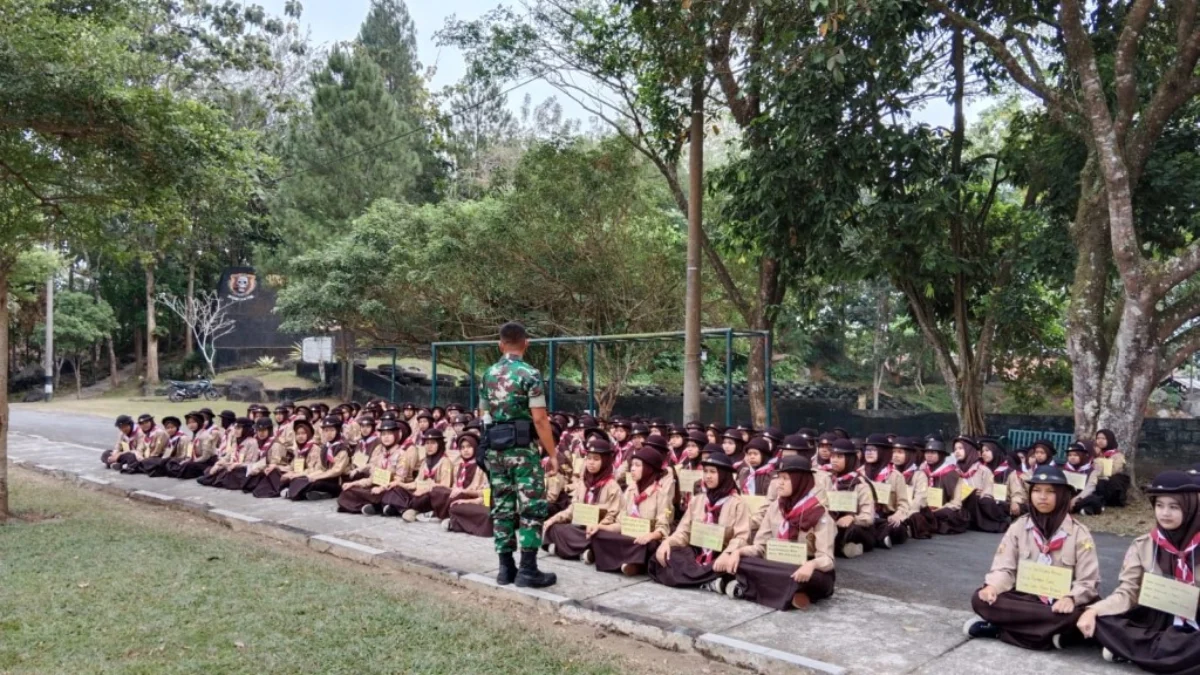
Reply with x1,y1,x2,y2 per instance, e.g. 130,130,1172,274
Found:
1090,534,1199,617
139,426,169,458
665,492,752,554
608,482,674,539
742,497,837,573
828,479,875,527
984,514,1100,606
546,478,623,528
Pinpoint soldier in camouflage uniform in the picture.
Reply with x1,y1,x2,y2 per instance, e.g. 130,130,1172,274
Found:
481,322,559,588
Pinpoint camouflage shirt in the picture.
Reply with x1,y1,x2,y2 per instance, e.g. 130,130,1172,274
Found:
482,353,546,423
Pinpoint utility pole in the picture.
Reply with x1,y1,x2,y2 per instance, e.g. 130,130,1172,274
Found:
682,74,704,424
43,272,53,401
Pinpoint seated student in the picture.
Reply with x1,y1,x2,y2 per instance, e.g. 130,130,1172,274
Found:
863,433,911,549
705,423,724,446
139,416,187,477
252,419,317,498
981,439,1029,519
1027,440,1058,472
1093,429,1130,508
954,436,1008,533
543,438,622,562
721,429,747,470
119,414,169,474
815,433,836,470
615,424,648,486
381,428,454,521
666,426,687,465
428,433,488,523
1078,471,1200,671
349,416,379,476
1063,440,1105,516
891,437,936,540
778,434,833,499
718,455,836,610
166,411,217,479
650,452,750,592
337,419,411,514
216,417,275,491
641,435,678,505
738,437,775,501
924,439,971,535
965,466,1100,650
242,417,297,495
826,439,877,557
282,415,350,501
591,446,674,576
101,415,139,468
678,431,705,470
197,417,253,487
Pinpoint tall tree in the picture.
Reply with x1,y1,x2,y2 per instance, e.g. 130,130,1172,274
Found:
927,0,1200,447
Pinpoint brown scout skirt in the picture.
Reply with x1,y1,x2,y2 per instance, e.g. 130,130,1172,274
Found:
336,485,383,512
1095,606,1200,674
447,502,494,537
647,545,719,588
591,529,654,572
735,556,835,610
971,590,1086,651
544,523,591,560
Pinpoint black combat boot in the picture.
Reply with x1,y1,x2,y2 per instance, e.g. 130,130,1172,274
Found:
514,549,557,588
496,552,518,586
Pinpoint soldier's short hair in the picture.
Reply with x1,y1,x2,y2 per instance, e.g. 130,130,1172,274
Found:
499,322,528,345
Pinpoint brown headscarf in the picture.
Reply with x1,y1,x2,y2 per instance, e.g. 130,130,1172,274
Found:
778,472,824,534
1029,484,1074,540
1152,492,1200,578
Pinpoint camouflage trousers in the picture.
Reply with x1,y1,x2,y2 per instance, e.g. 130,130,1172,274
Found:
488,444,548,553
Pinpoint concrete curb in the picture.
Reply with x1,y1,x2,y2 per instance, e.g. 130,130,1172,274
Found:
10,457,836,674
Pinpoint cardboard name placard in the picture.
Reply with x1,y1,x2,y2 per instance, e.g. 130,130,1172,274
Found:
871,482,892,506
572,456,585,476
291,458,306,473
677,469,703,493
993,484,1009,502
826,490,859,514
744,495,769,513
572,503,602,527
958,482,975,502
352,452,369,469
690,522,727,552
120,441,131,453
482,488,492,508
1016,560,1073,599
926,487,944,509
620,515,652,537
415,479,435,492
1097,458,1114,478
370,468,392,486
1065,471,1088,491
1138,573,1199,621
766,540,808,565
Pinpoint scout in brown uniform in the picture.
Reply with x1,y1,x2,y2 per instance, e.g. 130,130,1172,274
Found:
118,414,168,474
140,416,186,477
590,446,673,575
217,417,272,490
336,419,411,514
720,455,836,610
720,430,746,469
343,416,379,484
736,438,775,519
1093,428,1130,507
981,439,1028,519
446,436,498,538
255,419,316,498
924,438,971,535
241,418,293,494
198,417,253,486
641,436,678,506
1063,440,1105,516
381,428,454,521
650,452,751,592
965,466,1100,650
429,433,487,522
952,436,1007,533
283,415,351,501
826,439,877,558
891,437,936,539
166,412,214,479
1079,471,1200,671
543,438,622,561
101,415,138,468
862,433,911,548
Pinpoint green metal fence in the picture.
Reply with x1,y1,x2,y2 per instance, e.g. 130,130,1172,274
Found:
1005,429,1075,459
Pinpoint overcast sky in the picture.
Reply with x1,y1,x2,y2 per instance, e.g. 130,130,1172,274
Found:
257,0,982,128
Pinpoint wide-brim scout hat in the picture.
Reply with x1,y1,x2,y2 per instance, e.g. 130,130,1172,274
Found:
586,438,613,454
668,424,686,438
701,442,723,457
817,432,838,445
1027,465,1077,492
735,422,755,434
722,429,745,443
924,438,948,454
273,404,289,414
746,437,773,458
137,413,154,424
831,439,857,455
633,446,664,468
630,424,650,438
779,455,814,473
446,403,464,413
401,402,416,411
380,410,398,421
684,421,704,432
1066,440,1093,457
865,433,891,448
457,433,479,450
700,452,736,471
583,427,607,443
952,435,979,451
891,436,919,451
423,428,445,441
763,427,785,444
163,416,182,428
610,419,632,431
686,430,708,445
416,411,434,423
235,416,254,428
1146,471,1200,494
115,414,134,427
184,411,204,424
378,419,400,432
254,417,273,431
320,415,343,428
643,436,670,454
358,415,376,428
780,434,813,452
706,423,726,434
1031,438,1057,453
292,419,315,437
219,410,237,422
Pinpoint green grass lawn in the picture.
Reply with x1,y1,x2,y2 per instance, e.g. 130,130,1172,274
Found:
0,471,628,675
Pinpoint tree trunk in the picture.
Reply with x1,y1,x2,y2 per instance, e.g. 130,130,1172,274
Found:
107,336,119,387
0,270,10,521
185,263,195,356
145,263,159,386
872,286,890,410
133,326,143,379
1066,172,1110,437
957,364,988,436
340,329,354,401
74,355,82,399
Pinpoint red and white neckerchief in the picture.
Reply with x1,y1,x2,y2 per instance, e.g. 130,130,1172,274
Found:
378,444,400,470
667,447,681,465
834,471,858,488
925,459,959,482
628,483,659,518
358,433,379,453
817,463,833,472
777,491,821,540
741,464,773,495
455,459,476,488
902,463,919,481
1064,461,1093,474
959,462,982,479
991,461,1009,479
1150,528,1200,628
1026,517,1070,604
119,430,138,448
257,435,273,455
585,475,613,505
696,495,731,565
876,463,896,482
167,430,185,450
421,455,445,481
325,440,344,465
1103,449,1120,459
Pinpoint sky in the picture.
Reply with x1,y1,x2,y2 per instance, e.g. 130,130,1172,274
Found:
257,0,983,129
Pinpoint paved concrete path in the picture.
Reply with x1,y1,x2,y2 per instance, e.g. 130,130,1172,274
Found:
6,408,1138,674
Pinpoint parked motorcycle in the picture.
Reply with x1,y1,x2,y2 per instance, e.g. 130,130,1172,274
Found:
167,379,220,402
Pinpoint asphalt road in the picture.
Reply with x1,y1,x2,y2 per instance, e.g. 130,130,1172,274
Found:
7,406,1134,611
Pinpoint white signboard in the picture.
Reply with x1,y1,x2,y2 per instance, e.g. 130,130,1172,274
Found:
301,337,333,363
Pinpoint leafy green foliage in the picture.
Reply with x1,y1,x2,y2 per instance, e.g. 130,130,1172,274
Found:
31,291,117,356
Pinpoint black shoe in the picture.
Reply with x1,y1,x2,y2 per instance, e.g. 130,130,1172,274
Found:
306,491,332,501
963,617,1000,640
496,552,517,586
514,550,556,588
382,504,398,517
361,504,378,516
